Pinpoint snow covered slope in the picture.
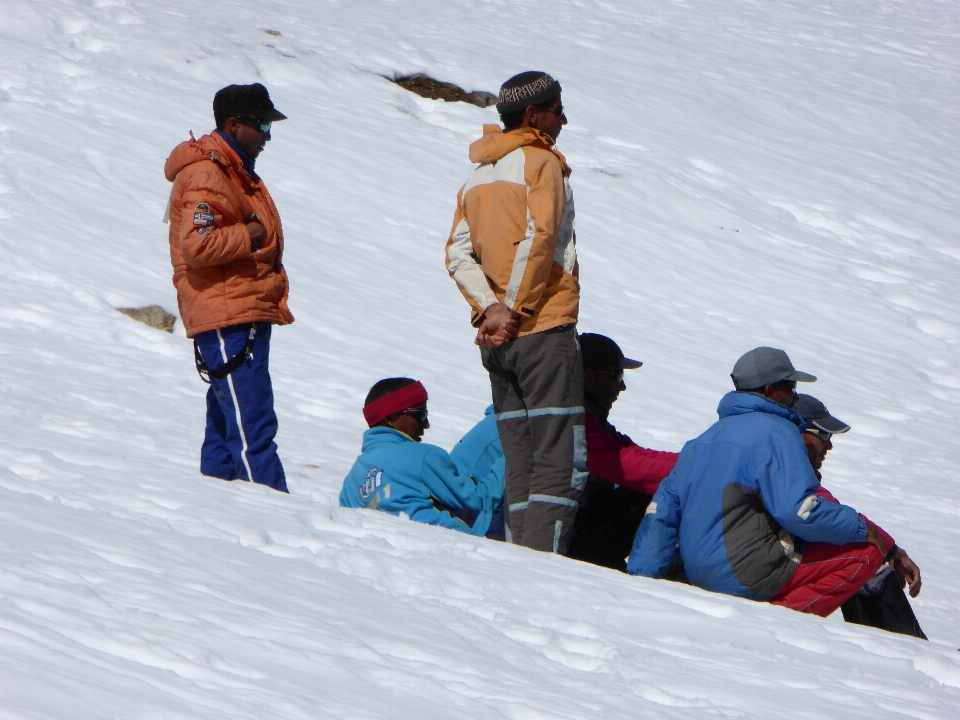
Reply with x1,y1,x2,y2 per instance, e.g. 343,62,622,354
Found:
2,0,959,717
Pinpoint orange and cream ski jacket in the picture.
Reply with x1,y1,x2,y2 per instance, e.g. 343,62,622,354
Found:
445,125,579,337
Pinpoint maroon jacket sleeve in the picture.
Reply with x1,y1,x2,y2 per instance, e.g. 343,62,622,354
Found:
815,486,895,551
584,412,679,495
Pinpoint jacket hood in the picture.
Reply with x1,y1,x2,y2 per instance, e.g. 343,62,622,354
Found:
361,426,417,452
717,391,805,426
468,125,571,175
164,131,240,182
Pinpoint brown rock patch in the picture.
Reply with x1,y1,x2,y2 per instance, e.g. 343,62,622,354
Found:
117,305,177,333
390,74,496,108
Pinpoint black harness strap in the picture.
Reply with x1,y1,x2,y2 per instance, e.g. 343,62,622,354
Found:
194,323,258,384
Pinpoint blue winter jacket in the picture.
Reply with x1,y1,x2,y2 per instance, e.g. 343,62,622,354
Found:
340,427,495,537
450,405,505,508
627,392,867,600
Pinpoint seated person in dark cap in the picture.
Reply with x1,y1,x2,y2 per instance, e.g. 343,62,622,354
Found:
567,334,679,570
340,378,505,540
451,334,678,567
794,394,925,639
629,347,889,618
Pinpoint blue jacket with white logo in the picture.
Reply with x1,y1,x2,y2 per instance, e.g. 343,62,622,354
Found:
450,405,505,508
627,392,866,599
340,426,495,537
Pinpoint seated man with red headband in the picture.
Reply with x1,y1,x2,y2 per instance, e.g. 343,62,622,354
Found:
339,377,505,539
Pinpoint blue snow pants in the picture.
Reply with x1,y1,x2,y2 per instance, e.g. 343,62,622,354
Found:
194,322,288,493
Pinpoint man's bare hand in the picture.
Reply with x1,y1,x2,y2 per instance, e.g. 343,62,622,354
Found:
474,331,504,348
475,303,520,347
865,523,888,558
246,221,266,252
892,550,922,598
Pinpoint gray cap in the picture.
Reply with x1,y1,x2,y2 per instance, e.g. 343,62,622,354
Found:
730,347,816,390
793,394,850,434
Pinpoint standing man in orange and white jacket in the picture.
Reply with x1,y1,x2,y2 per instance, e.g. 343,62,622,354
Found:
445,72,586,554
165,83,292,493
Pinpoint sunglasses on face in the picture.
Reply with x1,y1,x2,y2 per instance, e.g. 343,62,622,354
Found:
541,103,565,117
771,379,798,393
805,428,833,443
401,407,428,424
236,116,272,133
597,369,624,383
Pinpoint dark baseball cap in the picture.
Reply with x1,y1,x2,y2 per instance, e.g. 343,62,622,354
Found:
213,83,288,123
580,333,642,372
793,394,850,434
731,347,816,390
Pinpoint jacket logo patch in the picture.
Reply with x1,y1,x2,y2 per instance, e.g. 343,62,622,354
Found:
193,211,216,227
196,227,212,236
360,468,383,501
195,202,210,213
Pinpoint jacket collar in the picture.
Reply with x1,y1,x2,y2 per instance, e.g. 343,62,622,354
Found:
584,397,610,425
468,124,572,177
164,131,260,184
361,425,416,451
215,129,258,179
716,391,805,427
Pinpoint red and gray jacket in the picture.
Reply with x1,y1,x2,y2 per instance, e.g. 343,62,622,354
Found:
584,403,678,495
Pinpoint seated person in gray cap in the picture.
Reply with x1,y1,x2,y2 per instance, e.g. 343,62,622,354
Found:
628,347,889,618
794,394,925,638
567,334,679,570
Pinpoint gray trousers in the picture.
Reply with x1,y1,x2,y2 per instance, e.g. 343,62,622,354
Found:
481,325,587,554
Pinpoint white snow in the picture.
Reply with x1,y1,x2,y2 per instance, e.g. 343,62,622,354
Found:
2,0,959,717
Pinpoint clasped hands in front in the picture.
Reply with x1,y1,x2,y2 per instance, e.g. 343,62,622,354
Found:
475,303,520,348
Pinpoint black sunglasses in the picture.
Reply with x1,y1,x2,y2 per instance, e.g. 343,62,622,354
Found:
805,428,833,443
540,103,565,117
401,407,428,424
236,116,272,133
771,379,797,392
596,369,624,383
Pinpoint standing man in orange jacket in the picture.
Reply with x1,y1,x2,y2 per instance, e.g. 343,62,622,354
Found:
446,71,585,554
164,83,292,492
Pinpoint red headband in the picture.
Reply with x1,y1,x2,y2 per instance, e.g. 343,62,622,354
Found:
363,381,428,428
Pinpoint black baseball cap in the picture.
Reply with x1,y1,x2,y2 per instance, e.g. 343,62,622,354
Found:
580,333,642,372
213,83,288,124
793,394,851,434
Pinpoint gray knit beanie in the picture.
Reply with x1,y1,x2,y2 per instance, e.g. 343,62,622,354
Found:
496,71,562,115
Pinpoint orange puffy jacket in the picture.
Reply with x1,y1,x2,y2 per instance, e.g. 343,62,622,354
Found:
164,131,293,337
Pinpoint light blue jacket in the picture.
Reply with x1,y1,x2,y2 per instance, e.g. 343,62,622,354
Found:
450,405,505,507
627,392,866,600
340,427,494,537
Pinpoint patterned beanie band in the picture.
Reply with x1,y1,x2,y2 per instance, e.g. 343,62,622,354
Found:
496,71,562,115
363,381,428,428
